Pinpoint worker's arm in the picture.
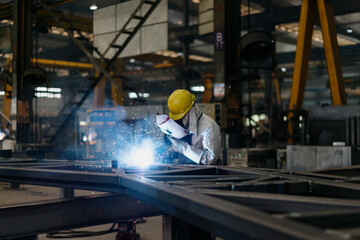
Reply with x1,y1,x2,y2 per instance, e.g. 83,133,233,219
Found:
169,128,218,165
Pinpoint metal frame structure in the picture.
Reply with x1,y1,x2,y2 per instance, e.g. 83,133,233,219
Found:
2,159,360,239
287,0,347,143
289,0,347,110
39,0,161,143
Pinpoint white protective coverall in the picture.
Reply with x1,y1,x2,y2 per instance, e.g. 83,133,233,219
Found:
169,105,221,165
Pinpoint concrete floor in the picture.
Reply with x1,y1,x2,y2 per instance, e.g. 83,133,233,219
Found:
0,183,162,240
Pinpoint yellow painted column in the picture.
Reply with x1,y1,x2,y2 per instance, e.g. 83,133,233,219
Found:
272,74,282,107
289,0,317,111
288,0,317,142
202,73,214,103
111,59,124,106
93,74,106,109
111,77,124,106
3,59,12,128
2,83,12,127
317,0,347,105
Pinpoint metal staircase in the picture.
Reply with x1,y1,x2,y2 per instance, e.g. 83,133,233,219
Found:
40,0,161,143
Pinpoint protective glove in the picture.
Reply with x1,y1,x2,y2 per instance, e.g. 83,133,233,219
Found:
167,136,185,153
167,136,204,164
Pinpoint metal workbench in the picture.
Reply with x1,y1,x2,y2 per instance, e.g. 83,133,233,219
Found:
1,158,360,239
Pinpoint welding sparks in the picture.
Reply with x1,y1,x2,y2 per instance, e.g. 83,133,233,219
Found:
117,139,157,167
93,114,170,168
128,139,155,166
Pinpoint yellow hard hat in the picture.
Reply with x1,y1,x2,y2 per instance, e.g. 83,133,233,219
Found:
168,89,195,120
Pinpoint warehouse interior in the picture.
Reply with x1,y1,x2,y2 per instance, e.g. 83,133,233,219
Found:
1,0,360,239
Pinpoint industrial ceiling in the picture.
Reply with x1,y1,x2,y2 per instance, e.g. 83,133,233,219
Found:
0,0,359,108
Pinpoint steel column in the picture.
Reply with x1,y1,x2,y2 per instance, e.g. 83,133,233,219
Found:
214,0,225,89
224,0,242,147
13,0,32,144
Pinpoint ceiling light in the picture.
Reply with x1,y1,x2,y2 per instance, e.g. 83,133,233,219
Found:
191,86,205,92
90,2,98,11
138,93,150,98
35,87,47,92
47,88,62,93
129,92,138,99
129,58,135,63
280,67,287,72
346,28,353,34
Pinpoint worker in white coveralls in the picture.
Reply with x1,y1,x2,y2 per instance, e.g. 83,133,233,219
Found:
157,89,221,165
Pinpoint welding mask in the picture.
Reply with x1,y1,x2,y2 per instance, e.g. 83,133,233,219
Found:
156,114,187,139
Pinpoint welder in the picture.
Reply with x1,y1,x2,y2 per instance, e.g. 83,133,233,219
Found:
157,89,221,165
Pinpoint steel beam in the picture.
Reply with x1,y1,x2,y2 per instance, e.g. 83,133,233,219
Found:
0,166,124,192
277,44,360,64
315,166,360,177
242,0,360,30
277,208,360,229
2,164,360,239
122,63,213,80
120,174,339,240
0,194,160,238
30,58,93,70
36,11,92,33
200,190,360,213
0,165,337,239
220,167,360,199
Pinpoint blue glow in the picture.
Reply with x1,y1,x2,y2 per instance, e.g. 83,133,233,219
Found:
120,139,156,167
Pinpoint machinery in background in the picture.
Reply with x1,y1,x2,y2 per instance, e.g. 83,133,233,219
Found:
273,109,308,145
281,105,360,172
308,105,360,146
287,145,360,171
85,108,117,159
227,148,277,169
197,103,225,128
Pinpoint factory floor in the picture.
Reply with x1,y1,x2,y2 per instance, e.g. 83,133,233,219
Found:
0,183,162,240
